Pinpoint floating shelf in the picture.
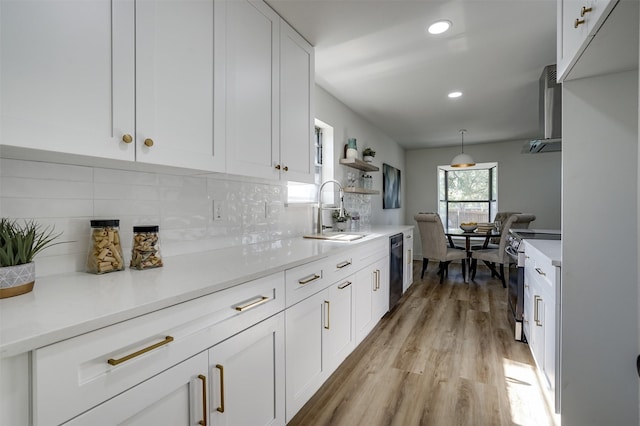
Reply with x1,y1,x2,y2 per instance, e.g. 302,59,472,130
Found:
344,187,380,195
339,158,379,172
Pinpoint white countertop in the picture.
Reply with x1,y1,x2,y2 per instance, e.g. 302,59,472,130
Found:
525,239,562,267
0,226,411,358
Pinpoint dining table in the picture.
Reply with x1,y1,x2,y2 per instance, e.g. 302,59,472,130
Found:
445,228,500,283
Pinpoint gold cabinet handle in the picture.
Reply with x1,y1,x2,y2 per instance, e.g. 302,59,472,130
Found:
338,281,352,290
283,166,288,171
535,267,546,276
298,273,321,285
324,300,330,329
574,18,585,28
234,296,269,311
373,270,379,291
107,336,174,366
581,5,592,16
122,134,133,144
275,164,281,170
216,364,225,413
534,295,543,327
198,374,207,426
144,138,154,147
336,260,352,269
407,249,412,264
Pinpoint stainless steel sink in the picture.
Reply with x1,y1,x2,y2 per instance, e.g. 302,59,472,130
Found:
303,233,367,242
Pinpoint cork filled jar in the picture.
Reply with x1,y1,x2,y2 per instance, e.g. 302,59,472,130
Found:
130,226,163,270
86,220,125,274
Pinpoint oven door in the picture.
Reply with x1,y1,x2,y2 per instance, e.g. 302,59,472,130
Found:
506,246,525,342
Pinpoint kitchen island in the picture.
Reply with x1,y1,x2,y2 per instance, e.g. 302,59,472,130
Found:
0,226,412,425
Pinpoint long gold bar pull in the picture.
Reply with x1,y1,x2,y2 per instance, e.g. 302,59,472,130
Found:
234,296,270,311
337,281,352,290
216,364,225,413
107,336,174,366
336,260,352,269
298,273,321,285
198,374,207,426
324,300,330,329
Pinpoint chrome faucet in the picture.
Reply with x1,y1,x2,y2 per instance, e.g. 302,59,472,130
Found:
317,179,345,234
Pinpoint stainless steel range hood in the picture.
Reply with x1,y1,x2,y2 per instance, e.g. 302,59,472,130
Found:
523,64,562,154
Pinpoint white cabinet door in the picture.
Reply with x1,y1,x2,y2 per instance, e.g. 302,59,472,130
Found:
285,290,325,421
531,291,546,372
279,20,315,184
64,351,209,426
543,285,556,391
403,230,414,292
372,257,390,321
354,265,376,344
209,312,285,426
323,277,356,373
0,0,135,160
136,0,224,172
224,0,279,180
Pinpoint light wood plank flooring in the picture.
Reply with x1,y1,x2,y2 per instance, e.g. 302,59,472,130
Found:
288,261,557,426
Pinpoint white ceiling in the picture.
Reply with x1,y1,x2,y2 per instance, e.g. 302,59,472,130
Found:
265,0,558,149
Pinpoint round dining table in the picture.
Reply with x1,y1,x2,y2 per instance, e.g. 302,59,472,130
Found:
445,228,500,283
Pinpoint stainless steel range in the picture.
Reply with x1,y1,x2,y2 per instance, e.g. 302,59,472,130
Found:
506,229,561,341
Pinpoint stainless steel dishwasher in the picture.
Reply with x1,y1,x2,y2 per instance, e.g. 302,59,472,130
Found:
389,233,404,310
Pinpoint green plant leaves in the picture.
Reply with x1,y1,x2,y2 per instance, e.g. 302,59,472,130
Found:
0,218,64,267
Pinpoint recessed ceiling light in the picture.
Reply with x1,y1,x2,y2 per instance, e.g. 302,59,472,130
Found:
448,91,463,98
428,20,452,35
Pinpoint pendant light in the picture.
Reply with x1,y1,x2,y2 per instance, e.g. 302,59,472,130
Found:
451,129,476,168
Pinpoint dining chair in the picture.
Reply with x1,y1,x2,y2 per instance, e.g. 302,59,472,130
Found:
470,213,536,287
414,213,468,283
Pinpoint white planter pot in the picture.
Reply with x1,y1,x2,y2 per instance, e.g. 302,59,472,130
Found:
364,155,374,163
0,262,36,298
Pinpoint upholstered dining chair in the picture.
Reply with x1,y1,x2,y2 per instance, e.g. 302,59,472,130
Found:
470,213,536,287
414,213,468,283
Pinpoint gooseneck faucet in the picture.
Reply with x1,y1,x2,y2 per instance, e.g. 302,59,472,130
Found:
317,179,345,234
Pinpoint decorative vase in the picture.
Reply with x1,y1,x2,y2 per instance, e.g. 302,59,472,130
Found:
346,138,357,159
364,155,374,163
0,262,36,299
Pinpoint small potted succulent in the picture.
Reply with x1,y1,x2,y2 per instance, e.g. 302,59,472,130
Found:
331,209,351,232
0,218,64,298
363,147,376,162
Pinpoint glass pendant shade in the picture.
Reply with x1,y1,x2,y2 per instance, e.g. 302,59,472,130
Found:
451,129,475,168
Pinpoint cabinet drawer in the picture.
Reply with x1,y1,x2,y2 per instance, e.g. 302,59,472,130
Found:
33,272,284,426
323,252,356,286
285,259,328,307
356,239,388,266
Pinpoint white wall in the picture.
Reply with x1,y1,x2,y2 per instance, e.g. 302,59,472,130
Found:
315,85,406,227
562,69,638,426
405,140,561,257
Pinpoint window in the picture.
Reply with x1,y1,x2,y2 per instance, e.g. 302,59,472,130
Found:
437,163,497,229
286,119,334,204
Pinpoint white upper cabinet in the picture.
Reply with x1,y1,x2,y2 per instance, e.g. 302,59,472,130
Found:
135,0,224,171
223,0,314,183
0,0,135,161
279,20,315,183
1,0,224,172
557,0,618,81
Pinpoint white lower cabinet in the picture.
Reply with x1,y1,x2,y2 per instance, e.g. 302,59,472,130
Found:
65,351,209,426
285,275,355,422
355,256,389,344
403,230,414,292
209,312,285,426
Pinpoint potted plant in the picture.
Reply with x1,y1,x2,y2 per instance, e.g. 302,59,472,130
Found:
363,147,376,162
331,209,351,232
0,218,64,298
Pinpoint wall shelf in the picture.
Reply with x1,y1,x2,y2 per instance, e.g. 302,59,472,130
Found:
339,158,379,172
344,187,380,195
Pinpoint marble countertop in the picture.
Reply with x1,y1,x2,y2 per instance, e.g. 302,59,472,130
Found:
0,226,412,358
525,239,562,267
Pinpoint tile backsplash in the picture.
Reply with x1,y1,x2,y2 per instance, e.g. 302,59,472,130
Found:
0,158,316,278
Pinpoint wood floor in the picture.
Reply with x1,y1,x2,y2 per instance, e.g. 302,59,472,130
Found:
288,261,557,426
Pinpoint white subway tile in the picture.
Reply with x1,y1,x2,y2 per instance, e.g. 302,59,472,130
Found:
0,159,92,181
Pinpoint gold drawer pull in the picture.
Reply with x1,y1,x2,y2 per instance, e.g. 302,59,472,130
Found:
336,260,352,269
324,300,330,329
216,364,225,413
535,267,546,276
298,273,321,285
574,18,585,28
144,138,154,147
107,336,174,366
122,134,133,143
581,6,592,16
338,281,352,290
198,374,207,426
234,296,270,311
